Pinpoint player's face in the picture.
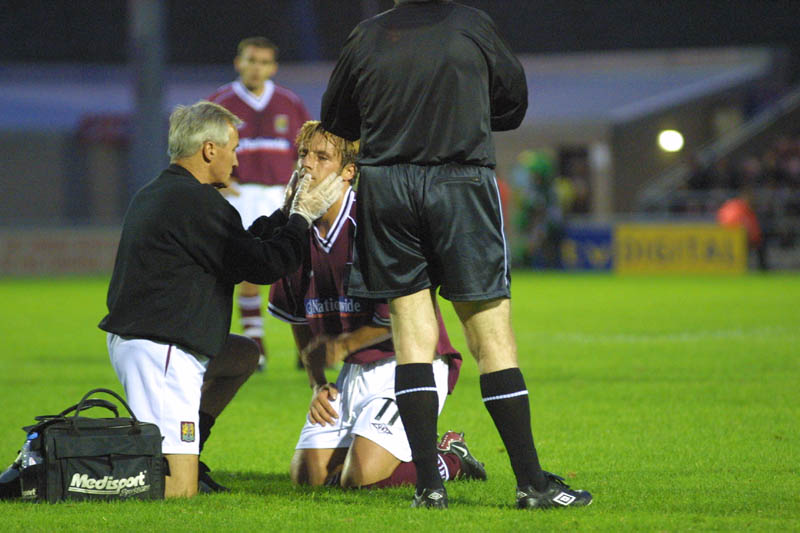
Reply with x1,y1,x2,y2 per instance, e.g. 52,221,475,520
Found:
208,123,239,188
234,46,277,90
299,133,345,190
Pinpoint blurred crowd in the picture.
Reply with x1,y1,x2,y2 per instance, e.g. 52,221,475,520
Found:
687,134,800,193
680,134,800,268
509,135,800,271
506,150,591,268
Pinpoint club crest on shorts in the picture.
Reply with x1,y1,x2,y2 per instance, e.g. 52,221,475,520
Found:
180,421,195,442
274,114,289,134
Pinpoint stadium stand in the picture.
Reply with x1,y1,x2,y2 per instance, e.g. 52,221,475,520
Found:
637,86,800,269
1,47,795,273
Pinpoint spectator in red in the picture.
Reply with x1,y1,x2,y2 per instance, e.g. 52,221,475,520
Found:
717,191,768,270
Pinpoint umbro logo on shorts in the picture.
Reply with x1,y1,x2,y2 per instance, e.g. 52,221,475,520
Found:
554,491,576,505
428,491,444,501
371,422,393,435
180,421,195,442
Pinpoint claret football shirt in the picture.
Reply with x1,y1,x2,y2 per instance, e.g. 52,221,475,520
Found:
269,187,461,392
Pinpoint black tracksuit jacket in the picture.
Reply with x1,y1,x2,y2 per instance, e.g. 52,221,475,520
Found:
99,164,308,357
321,0,528,168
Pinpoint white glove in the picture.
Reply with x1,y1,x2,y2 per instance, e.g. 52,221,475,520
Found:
290,172,346,225
282,169,304,215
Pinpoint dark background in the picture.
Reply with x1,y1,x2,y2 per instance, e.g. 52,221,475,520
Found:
4,0,800,72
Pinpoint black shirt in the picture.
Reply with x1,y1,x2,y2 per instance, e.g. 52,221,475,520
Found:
99,164,308,357
321,0,527,168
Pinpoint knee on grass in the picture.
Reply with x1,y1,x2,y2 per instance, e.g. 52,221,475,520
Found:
290,450,342,487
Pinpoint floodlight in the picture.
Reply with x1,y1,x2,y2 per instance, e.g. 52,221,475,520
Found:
658,130,684,152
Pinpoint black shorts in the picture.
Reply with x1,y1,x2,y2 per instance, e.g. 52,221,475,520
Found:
347,163,510,301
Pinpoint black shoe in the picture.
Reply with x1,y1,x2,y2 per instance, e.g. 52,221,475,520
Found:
198,461,230,493
411,487,448,509
516,472,592,509
436,431,487,481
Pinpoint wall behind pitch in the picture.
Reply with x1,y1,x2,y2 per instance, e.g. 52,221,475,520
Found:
0,132,69,226
0,228,119,276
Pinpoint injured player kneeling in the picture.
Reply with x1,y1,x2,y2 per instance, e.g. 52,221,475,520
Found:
267,121,487,488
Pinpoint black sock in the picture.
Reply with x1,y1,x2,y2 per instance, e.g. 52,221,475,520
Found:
480,368,547,491
198,411,215,454
395,363,443,492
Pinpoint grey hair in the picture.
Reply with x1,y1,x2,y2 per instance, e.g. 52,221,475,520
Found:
167,101,243,161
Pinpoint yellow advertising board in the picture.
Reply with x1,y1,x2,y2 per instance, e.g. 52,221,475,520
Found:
614,224,747,274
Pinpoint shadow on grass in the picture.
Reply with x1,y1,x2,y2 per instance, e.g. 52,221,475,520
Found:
212,470,292,497
216,470,403,502
215,470,505,509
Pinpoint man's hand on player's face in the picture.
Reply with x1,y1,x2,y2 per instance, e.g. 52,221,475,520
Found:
282,168,306,214
290,172,345,224
308,383,339,425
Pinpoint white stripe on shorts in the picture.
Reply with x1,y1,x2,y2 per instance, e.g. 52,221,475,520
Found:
482,390,528,402
491,176,510,287
395,386,438,396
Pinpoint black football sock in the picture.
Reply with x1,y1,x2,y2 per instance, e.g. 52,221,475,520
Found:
395,363,443,492
198,411,216,454
480,368,547,491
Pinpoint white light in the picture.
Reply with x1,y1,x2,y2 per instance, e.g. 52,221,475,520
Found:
658,130,684,152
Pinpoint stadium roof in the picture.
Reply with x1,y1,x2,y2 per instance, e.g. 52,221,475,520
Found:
0,48,773,132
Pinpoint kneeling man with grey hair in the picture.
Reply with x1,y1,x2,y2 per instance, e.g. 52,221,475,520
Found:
99,101,343,497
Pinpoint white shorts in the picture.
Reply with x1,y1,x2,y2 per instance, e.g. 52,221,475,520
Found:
295,357,449,462
107,334,209,455
226,183,286,228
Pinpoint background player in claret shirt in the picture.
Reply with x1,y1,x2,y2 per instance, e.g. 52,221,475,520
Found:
209,36,311,371
269,122,487,488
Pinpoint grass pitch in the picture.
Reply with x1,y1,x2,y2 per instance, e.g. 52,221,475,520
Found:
0,273,797,531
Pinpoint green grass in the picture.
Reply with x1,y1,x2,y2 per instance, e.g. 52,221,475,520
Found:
0,273,798,531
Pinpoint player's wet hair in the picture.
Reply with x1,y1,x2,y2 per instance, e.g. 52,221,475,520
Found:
237,36,279,60
295,120,360,171
167,101,242,161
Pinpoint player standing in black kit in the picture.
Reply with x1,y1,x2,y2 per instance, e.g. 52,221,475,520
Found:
99,101,343,498
321,0,592,509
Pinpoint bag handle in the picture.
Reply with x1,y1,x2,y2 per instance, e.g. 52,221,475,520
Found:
32,398,120,421
24,390,138,436
74,388,139,422
70,388,142,435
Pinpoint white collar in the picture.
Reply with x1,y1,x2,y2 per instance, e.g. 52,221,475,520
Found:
313,187,355,253
232,80,275,111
